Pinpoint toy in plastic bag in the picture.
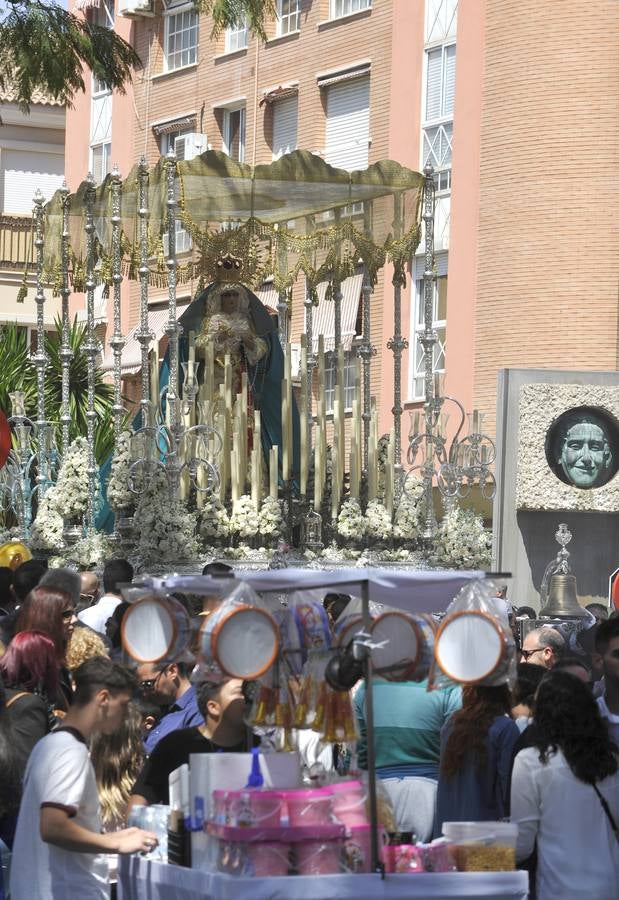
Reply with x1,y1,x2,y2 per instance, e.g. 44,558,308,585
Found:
432,578,517,689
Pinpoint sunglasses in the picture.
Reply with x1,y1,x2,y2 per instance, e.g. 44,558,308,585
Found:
139,669,165,692
521,648,545,661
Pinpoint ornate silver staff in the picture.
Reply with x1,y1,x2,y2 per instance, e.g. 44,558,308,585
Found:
387,191,408,506
136,157,152,425
59,182,73,459
32,189,52,498
110,166,125,437
83,173,99,532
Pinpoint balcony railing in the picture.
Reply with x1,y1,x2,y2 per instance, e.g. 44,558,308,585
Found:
0,216,34,270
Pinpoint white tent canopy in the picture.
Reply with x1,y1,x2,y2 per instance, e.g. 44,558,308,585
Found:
149,567,487,614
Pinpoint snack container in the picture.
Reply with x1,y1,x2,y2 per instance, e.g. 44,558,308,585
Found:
442,821,518,871
295,840,343,875
383,844,424,874
245,841,291,877
285,787,334,826
227,790,284,828
331,780,368,827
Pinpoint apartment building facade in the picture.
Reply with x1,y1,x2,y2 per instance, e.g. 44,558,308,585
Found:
0,91,65,341
65,0,619,449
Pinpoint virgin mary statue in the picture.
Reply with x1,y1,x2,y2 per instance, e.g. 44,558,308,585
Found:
170,281,300,482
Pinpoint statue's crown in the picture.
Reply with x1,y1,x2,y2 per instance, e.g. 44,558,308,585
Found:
215,253,244,283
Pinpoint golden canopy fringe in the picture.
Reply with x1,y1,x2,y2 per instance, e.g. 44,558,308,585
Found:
39,150,423,296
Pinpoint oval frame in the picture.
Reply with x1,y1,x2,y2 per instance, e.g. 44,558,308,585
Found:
121,596,180,665
211,604,280,680
434,609,506,685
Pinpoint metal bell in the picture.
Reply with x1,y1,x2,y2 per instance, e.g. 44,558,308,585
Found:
539,574,588,619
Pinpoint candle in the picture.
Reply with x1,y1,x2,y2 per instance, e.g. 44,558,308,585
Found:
231,448,239,506
269,445,279,498
411,411,420,437
331,433,339,522
433,371,442,399
282,379,289,482
251,448,260,510
314,437,322,509
150,344,160,408
300,345,308,496
188,330,195,381
204,338,214,402
368,397,378,500
224,353,232,412
349,437,359,499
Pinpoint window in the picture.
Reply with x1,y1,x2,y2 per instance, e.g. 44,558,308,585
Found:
225,20,248,53
409,255,447,401
422,36,455,193
272,95,298,159
324,76,370,171
90,74,112,185
222,107,246,162
330,0,371,19
277,0,301,35
425,0,457,44
324,350,358,413
90,0,114,29
164,6,198,72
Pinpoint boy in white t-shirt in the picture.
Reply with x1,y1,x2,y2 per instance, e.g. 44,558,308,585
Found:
10,657,158,900
594,616,619,746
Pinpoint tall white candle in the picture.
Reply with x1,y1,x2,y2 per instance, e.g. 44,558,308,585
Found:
231,448,239,506
331,433,339,522
314,437,322,510
349,437,359,500
188,330,195,381
269,445,278,499
150,343,160,408
300,345,308,496
251,448,259,510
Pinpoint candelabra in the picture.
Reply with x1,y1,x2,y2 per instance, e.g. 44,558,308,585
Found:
0,392,57,540
406,166,496,539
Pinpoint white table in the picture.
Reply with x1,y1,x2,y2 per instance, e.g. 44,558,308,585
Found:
118,856,529,900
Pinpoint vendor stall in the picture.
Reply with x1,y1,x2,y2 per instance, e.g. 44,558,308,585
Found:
118,566,523,897
118,856,529,900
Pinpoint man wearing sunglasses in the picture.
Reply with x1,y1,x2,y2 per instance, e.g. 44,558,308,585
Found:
520,626,565,669
136,658,203,754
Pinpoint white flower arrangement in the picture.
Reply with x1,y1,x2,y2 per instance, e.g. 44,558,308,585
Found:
430,505,492,570
30,492,66,551
316,540,362,561
337,499,366,540
257,496,284,539
30,437,94,550
229,494,259,539
365,500,393,539
106,430,135,512
198,494,230,541
134,468,199,564
394,477,424,540
49,531,112,570
53,437,90,519
223,544,275,561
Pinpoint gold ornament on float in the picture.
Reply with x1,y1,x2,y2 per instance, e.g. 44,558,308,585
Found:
0,541,32,571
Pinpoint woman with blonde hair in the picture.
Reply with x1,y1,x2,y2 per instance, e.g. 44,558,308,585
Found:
65,626,109,673
90,702,145,831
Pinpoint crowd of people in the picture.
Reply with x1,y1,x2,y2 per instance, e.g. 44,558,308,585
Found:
0,555,618,900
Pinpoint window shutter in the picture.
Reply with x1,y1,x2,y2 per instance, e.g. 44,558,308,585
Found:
425,48,442,121
324,76,370,171
272,95,298,159
443,44,456,117
2,150,64,215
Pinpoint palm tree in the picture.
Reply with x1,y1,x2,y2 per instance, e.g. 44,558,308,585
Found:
0,319,127,464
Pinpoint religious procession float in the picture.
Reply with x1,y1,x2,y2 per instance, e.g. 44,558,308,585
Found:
0,151,533,898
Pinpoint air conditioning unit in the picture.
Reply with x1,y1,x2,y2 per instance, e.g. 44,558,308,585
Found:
119,0,154,18
174,133,208,162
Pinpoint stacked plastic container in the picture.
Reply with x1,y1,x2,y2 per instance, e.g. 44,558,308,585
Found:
208,780,373,877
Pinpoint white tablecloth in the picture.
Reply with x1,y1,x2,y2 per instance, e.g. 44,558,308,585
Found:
118,857,529,900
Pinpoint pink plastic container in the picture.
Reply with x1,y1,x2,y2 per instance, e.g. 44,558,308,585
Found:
383,844,424,874
245,841,290,877
285,788,333,827
331,780,368,827
343,824,371,873
228,790,284,828
295,840,342,875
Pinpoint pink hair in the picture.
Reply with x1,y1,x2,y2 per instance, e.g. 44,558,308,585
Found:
0,630,59,695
